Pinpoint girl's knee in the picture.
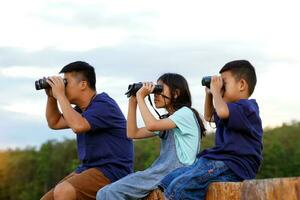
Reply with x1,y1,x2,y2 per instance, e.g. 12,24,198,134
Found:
96,184,114,200
96,189,103,200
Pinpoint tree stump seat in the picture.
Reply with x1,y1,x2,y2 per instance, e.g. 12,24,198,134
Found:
144,177,300,200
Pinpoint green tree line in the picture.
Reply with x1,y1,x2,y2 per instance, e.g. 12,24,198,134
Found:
0,122,300,199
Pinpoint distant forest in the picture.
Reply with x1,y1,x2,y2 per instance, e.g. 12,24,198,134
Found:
1,122,300,200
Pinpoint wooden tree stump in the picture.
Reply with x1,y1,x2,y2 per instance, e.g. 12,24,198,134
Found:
144,177,300,200
206,177,300,200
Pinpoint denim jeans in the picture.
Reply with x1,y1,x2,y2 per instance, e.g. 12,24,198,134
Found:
159,157,242,200
97,130,184,200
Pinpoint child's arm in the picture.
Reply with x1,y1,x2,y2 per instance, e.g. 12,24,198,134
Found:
210,76,229,119
204,87,214,122
127,97,157,139
136,82,177,132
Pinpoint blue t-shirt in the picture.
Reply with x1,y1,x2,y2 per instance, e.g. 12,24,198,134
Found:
198,99,263,180
75,92,134,182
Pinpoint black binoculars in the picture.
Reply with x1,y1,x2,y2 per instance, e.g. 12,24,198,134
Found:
201,76,211,88
35,77,67,90
125,82,163,98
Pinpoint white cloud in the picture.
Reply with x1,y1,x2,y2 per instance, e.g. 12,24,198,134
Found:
253,62,300,127
0,66,60,79
1,0,300,149
1,0,300,51
2,100,45,119
0,1,130,51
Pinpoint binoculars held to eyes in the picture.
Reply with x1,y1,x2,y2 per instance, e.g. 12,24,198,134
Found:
125,82,163,98
201,76,211,88
35,77,67,90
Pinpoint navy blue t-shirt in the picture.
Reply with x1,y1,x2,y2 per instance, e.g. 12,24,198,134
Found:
198,99,263,180
75,92,134,182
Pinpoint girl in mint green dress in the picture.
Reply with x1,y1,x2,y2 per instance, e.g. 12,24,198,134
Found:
97,73,206,200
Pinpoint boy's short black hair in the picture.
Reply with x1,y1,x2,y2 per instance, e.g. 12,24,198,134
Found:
219,60,256,96
60,61,96,91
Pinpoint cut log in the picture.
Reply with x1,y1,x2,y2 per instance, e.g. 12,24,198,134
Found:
206,177,300,200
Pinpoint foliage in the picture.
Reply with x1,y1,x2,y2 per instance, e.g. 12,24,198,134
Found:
133,137,160,171
0,139,78,200
256,121,300,178
0,122,300,199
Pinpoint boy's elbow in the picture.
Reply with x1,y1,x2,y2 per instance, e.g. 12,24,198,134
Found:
48,124,56,130
47,117,63,130
47,122,59,130
72,128,81,134
72,125,87,134
216,108,229,119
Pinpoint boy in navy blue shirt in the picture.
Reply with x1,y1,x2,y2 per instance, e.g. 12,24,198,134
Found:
40,61,133,200
159,60,263,200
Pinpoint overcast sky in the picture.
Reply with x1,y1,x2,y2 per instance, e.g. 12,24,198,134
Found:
0,0,300,149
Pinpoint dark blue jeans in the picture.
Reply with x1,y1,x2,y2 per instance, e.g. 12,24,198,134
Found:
159,158,242,200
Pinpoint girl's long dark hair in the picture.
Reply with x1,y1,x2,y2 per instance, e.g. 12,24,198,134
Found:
158,73,206,138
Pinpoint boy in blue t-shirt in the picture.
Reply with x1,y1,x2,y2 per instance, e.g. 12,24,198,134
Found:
40,61,133,200
159,60,263,200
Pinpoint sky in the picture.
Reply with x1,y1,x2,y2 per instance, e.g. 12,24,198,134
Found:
0,0,300,150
